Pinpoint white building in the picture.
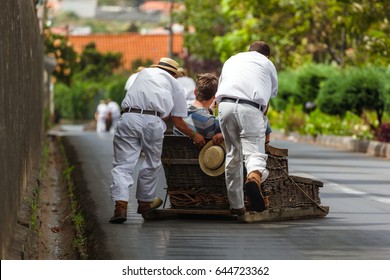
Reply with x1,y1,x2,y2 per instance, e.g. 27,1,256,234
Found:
61,0,97,19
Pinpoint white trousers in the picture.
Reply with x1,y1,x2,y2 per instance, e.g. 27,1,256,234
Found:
110,113,166,202
218,102,268,209
96,118,106,133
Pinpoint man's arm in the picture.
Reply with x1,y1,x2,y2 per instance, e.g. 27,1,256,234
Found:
171,116,206,147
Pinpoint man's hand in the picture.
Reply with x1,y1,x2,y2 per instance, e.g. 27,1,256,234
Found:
212,133,224,145
171,116,205,147
193,133,206,147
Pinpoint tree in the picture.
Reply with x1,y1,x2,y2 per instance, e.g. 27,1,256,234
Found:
177,0,226,73
178,0,390,70
76,42,122,81
44,30,78,85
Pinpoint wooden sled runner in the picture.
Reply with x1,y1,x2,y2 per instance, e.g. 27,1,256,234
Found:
143,135,329,223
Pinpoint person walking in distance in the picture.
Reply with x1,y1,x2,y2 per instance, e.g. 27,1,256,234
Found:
95,100,108,133
106,99,121,133
109,57,205,224
215,41,278,217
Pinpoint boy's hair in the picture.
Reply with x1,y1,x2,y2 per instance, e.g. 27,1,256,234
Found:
195,73,218,101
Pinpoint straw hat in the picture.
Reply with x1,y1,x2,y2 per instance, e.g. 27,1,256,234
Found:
199,141,226,177
151,57,183,77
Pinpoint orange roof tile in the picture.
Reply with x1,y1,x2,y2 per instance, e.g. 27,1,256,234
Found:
68,33,183,69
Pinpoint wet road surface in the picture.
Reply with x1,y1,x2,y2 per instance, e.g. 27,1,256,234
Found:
58,127,390,260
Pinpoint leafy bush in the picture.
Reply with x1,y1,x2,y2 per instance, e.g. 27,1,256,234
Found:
280,102,306,134
375,123,390,143
275,63,337,111
343,67,386,124
316,70,349,116
304,110,373,139
105,74,129,105
54,81,100,120
271,70,300,111
295,63,337,109
75,42,122,82
317,66,389,129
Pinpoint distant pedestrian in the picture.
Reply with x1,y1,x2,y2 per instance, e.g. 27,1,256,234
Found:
95,100,108,133
106,99,121,133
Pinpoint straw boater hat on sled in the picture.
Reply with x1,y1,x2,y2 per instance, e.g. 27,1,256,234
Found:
199,140,226,177
151,57,183,77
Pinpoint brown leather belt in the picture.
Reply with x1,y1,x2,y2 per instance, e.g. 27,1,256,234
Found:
220,97,263,111
121,108,161,117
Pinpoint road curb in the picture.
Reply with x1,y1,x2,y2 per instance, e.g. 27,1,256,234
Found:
272,131,389,160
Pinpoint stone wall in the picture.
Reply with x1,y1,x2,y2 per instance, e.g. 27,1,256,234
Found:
0,0,44,259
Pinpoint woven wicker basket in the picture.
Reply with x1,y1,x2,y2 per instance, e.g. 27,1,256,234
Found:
162,135,322,210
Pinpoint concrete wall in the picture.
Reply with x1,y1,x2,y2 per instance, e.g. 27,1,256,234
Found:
0,0,44,259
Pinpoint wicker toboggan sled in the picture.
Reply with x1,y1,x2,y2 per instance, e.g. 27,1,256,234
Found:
143,135,329,223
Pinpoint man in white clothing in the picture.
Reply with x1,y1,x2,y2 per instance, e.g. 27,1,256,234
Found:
95,100,108,133
177,67,196,107
215,41,278,217
106,99,121,133
109,58,206,224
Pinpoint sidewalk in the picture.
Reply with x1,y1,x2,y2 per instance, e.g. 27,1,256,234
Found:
271,131,390,160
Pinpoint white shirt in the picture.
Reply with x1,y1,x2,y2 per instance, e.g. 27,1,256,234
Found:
96,103,108,120
107,101,121,119
121,67,187,119
177,76,196,106
215,51,278,107
124,72,139,90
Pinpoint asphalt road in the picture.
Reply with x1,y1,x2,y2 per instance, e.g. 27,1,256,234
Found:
58,126,390,260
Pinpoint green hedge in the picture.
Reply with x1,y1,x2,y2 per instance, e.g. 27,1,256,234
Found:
54,74,128,120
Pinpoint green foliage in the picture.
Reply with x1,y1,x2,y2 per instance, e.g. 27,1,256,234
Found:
274,63,337,111
181,0,227,60
303,109,373,139
179,0,390,69
270,70,300,111
130,58,153,72
343,67,386,123
279,101,306,134
54,73,129,120
44,30,77,85
316,70,348,116
105,74,129,105
54,80,100,120
76,42,122,81
317,66,389,127
268,105,375,139
296,63,336,105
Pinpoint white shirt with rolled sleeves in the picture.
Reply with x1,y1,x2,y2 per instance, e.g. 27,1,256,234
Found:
110,67,187,204
124,72,139,90
121,68,187,119
215,51,278,210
